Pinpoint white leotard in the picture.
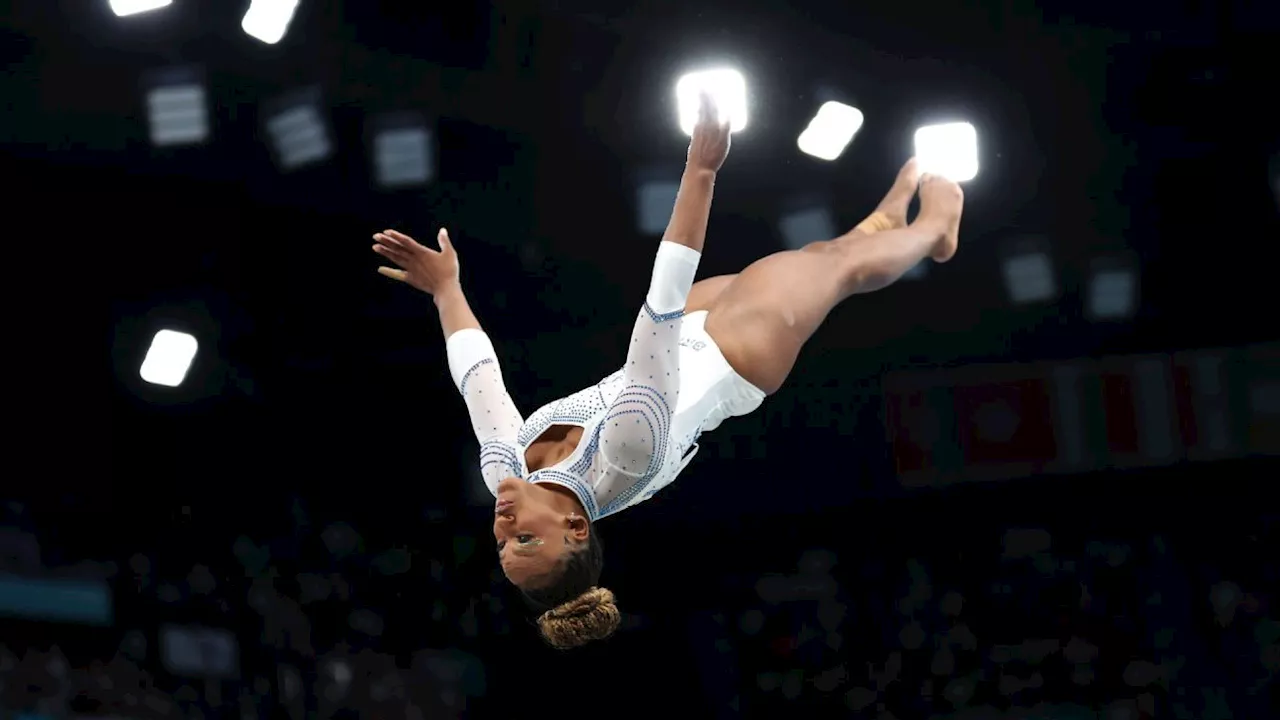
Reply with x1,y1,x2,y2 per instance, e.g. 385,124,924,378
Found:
446,241,765,520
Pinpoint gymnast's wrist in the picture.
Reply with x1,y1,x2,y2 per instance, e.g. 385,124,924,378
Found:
682,166,716,183
432,281,465,308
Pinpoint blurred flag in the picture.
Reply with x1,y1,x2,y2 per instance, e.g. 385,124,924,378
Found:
883,380,950,487
1171,349,1237,460
951,369,1059,479
884,346,1271,484
1244,344,1280,455
1049,362,1092,472
1096,355,1180,468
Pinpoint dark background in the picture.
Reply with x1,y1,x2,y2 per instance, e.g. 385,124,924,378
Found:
3,0,1277,717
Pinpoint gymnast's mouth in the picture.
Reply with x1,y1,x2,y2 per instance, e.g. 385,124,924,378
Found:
495,499,514,514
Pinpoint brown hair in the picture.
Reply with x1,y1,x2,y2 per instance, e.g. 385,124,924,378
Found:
519,517,617,649
537,587,621,649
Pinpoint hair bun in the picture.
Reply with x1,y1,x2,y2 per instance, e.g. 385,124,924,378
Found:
537,587,620,649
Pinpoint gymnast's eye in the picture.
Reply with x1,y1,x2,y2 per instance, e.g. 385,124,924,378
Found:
517,534,536,545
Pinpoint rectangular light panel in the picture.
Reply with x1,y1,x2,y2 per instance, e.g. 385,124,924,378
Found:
797,102,864,161
140,329,198,387
675,68,748,136
266,105,331,169
1001,252,1056,304
242,0,301,45
637,180,680,235
914,122,979,183
374,127,432,188
109,0,172,17
146,84,209,147
1088,269,1137,319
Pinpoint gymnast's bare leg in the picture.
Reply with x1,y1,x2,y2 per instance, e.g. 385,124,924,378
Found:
685,158,924,314
701,162,963,394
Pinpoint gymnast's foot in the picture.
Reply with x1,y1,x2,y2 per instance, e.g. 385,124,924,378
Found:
915,173,963,262
872,157,922,230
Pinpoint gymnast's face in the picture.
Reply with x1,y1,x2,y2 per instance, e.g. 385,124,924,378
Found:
493,477,585,587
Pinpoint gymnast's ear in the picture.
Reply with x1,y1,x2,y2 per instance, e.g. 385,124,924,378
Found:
566,512,589,541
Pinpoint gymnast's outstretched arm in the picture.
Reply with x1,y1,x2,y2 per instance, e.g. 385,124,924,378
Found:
596,94,730,484
372,228,524,492
660,94,730,255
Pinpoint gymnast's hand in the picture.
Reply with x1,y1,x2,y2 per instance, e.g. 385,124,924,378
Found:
371,228,460,296
687,92,731,173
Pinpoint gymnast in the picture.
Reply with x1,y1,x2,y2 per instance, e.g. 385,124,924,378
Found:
371,94,964,649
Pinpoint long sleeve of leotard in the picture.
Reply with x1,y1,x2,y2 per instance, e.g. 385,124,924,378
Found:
597,241,701,486
446,329,524,496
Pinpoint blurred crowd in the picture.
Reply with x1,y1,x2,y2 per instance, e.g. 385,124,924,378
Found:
701,523,1276,717
1,495,1275,718
0,500,496,720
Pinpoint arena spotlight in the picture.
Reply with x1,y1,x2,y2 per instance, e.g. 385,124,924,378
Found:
1086,255,1139,321
778,205,835,251
914,122,979,183
368,113,433,188
242,0,300,45
675,68,748,136
797,102,864,161
140,329,198,387
1000,236,1057,304
263,88,331,170
109,0,172,17
143,68,208,147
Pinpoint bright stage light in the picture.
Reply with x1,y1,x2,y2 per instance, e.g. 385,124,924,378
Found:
797,102,864,161
109,0,172,17
914,122,979,183
242,0,300,45
140,330,198,387
675,68,748,136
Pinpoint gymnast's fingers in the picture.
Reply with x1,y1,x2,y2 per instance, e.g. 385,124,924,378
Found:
436,228,454,254
373,234,401,251
699,91,718,127
377,266,408,282
384,229,429,253
373,232,409,252
372,243,411,266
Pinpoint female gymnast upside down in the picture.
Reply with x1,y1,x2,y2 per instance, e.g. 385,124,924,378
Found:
371,95,965,649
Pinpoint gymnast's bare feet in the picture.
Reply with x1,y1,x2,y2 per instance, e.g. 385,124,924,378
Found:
873,157,922,229
915,173,963,262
